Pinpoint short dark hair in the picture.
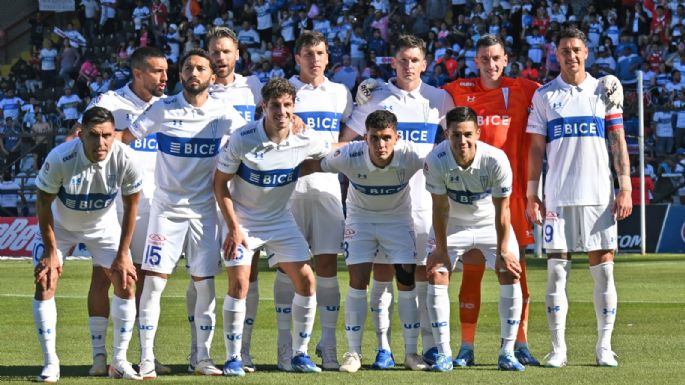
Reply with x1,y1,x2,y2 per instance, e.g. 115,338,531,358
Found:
365,110,397,132
82,106,115,131
446,106,478,127
207,26,239,47
295,31,328,55
557,27,587,46
395,34,426,56
179,48,215,73
261,78,296,103
130,47,166,71
476,34,505,51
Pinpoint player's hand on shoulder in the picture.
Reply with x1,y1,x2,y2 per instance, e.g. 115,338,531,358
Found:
355,78,378,105
291,114,308,134
613,190,633,220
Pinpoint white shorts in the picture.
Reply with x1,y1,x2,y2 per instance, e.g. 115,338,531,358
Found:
223,214,311,268
543,204,617,253
116,197,153,265
427,223,520,271
32,223,122,269
343,221,416,265
412,208,432,265
142,203,221,277
291,194,344,255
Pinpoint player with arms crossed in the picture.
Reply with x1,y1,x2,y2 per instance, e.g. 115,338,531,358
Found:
119,49,247,377
346,34,454,370
214,78,333,376
526,27,631,368
424,106,524,372
78,47,171,377
33,107,143,382
442,34,540,367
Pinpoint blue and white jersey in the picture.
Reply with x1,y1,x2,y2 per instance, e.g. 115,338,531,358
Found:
424,140,512,227
289,76,353,197
347,79,454,211
130,92,246,216
321,140,423,223
217,119,331,224
527,74,623,206
209,74,263,123
35,139,142,231
0,97,24,121
85,84,160,211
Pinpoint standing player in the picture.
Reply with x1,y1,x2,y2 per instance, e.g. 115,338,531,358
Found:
526,27,632,368
442,34,541,367
79,47,171,377
345,34,454,370
32,107,143,382
119,49,247,378
214,78,332,376
273,31,353,371
424,106,524,372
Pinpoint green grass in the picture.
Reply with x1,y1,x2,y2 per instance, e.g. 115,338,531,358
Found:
1,253,684,384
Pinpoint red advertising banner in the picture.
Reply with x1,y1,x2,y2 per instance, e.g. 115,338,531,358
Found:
0,217,39,257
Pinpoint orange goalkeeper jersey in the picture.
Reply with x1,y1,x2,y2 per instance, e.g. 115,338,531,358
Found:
443,77,539,199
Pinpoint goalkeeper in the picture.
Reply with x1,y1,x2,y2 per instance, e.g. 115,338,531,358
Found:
525,27,632,369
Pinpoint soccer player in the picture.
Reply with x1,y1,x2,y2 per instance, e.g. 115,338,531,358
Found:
32,107,143,382
526,27,632,368
270,30,353,371
305,110,425,373
119,49,247,377
79,47,170,377
345,34,454,370
442,34,541,367
214,78,333,376
424,106,524,372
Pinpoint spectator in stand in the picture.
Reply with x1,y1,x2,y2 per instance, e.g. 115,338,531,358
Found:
616,45,642,88
674,150,685,204
112,60,131,90
652,102,674,156
164,24,181,64
253,0,274,48
76,58,100,97
0,171,21,217
59,39,81,87
151,0,168,41
99,0,117,35
278,9,297,52
368,29,388,56
625,3,650,46
595,46,616,75
56,87,82,131
132,0,151,32
329,36,345,68
436,49,457,80
89,74,109,97
269,62,285,79
29,12,47,48
673,91,685,150
666,70,685,101
1,117,22,176
10,58,35,95
332,54,359,90
520,58,539,81
650,5,670,45
631,168,655,205
238,21,262,59
0,88,25,122
31,109,52,172
39,41,59,88
525,27,544,65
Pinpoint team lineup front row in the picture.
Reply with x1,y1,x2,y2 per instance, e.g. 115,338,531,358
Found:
30,27,632,382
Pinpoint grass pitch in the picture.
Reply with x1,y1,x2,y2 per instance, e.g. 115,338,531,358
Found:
1,253,683,384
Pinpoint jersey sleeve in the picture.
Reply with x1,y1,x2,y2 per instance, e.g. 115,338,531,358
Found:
120,146,144,196
304,129,333,159
129,99,164,139
249,76,264,106
438,89,456,129
423,150,447,195
345,101,373,136
526,90,547,136
35,149,64,194
224,107,248,137
405,141,425,175
217,136,243,175
320,144,350,174
489,149,514,198
341,88,354,123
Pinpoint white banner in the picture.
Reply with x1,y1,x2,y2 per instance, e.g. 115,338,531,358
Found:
39,0,75,12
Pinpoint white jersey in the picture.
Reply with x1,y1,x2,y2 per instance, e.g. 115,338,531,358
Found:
130,92,246,216
209,74,263,122
424,140,512,227
321,140,423,223
35,139,142,231
217,119,331,224
85,84,160,211
346,79,454,211
527,74,623,206
289,76,353,197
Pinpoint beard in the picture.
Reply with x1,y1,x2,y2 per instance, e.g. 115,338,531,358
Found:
181,77,210,95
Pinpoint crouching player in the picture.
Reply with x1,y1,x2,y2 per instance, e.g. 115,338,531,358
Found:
213,78,333,376
424,106,524,372
32,107,143,382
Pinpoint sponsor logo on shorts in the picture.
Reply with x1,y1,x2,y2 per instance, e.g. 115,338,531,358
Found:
148,233,166,246
344,227,356,239
333,149,341,157
545,211,559,220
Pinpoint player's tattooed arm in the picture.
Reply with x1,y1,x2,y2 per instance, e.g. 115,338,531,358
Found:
607,127,633,220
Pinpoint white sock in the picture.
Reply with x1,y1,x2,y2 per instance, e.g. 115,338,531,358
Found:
193,279,216,361
186,280,197,358
590,262,617,351
316,275,340,347
546,259,570,354
223,295,246,360
138,275,167,362
427,284,451,357
89,316,108,359
274,271,295,347
33,298,58,365
111,296,136,362
345,287,368,354
415,281,435,354
292,293,316,355
241,280,259,355
370,280,393,351
498,284,522,355
398,289,419,354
